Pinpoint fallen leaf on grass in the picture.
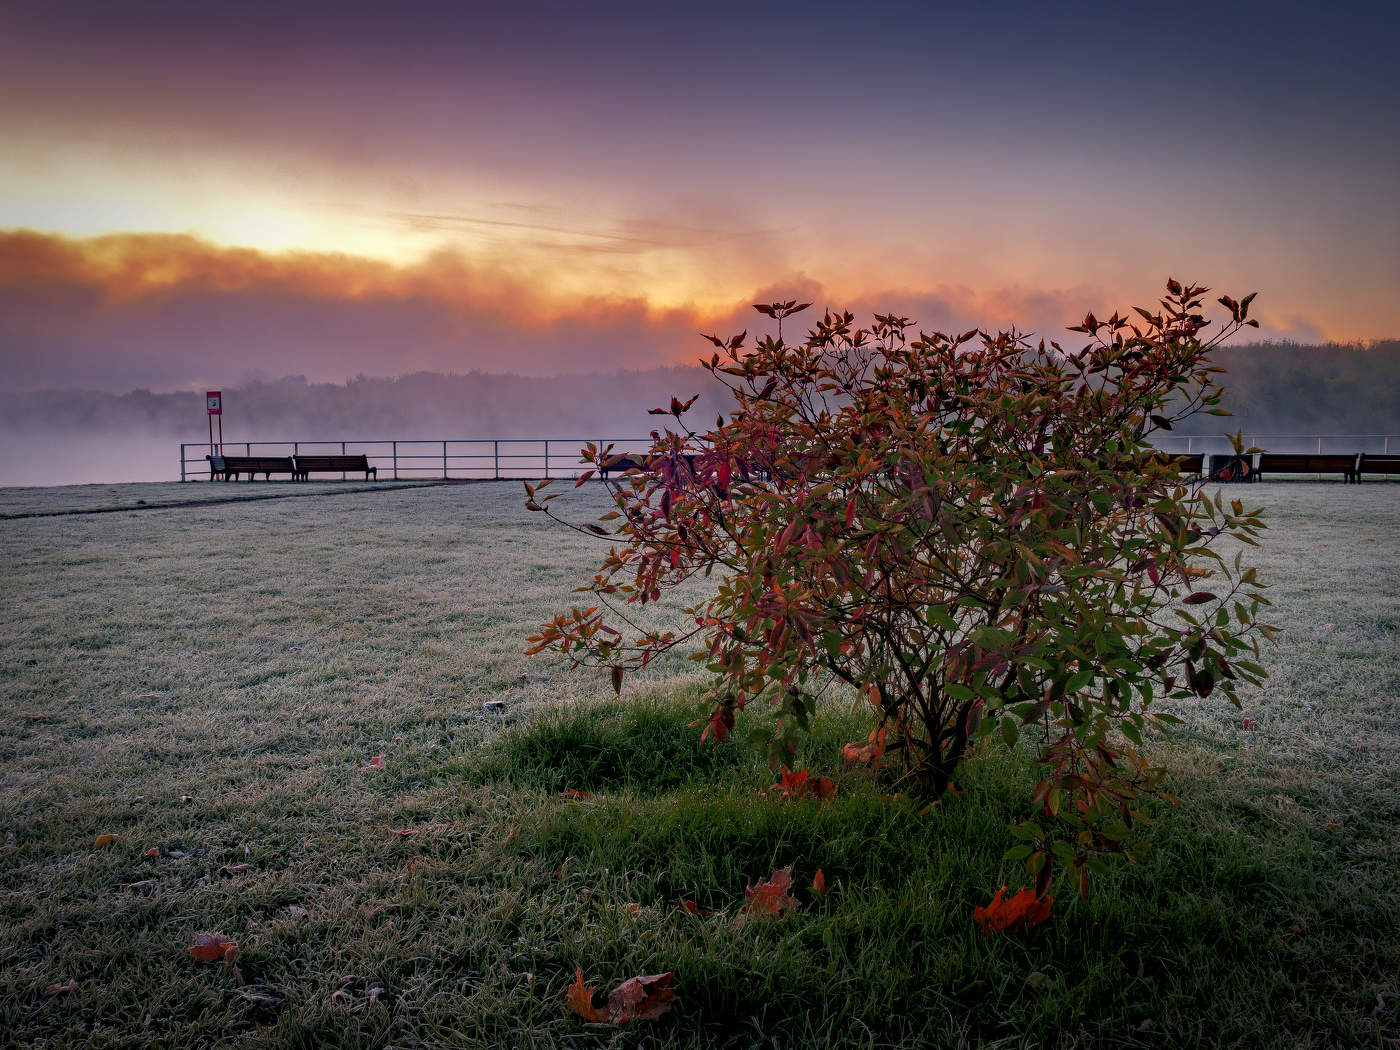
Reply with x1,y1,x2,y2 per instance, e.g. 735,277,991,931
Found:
973,885,1052,934
764,768,837,801
568,968,676,1024
812,869,826,894
144,847,159,858
93,834,117,847
736,866,799,926
45,981,77,996
386,827,417,838
121,879,158,890
286,905,309,921
361,754,387,771
188,932,239,964
608,972,675,1022
679,899,712,917
218,863,252,877
567,968,608,1022
560,788,594,801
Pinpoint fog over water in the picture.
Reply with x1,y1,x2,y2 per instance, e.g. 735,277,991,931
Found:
1,343,1396,487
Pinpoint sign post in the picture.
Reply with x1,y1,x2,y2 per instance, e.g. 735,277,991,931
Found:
206,391,223,455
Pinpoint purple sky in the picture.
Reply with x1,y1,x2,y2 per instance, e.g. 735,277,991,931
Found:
3,0,1397,391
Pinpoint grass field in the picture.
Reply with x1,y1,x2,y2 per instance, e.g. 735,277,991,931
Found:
0,481,1395,1048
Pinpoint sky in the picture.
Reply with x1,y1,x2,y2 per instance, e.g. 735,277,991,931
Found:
3,0,1399,393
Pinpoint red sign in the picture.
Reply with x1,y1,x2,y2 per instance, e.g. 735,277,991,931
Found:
206,391,222,416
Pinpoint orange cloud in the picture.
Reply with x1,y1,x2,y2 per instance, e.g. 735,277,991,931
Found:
0,229,1333,393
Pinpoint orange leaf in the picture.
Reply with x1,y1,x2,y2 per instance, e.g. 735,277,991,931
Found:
560,788,594,801
811,775,838,800
973,885,1053,934
607,971,676,1022
93,834,117,847
738,865,799,925
188,932,239,964
45,981,77,996
812,869,826,894
566,968,608,1023
361,754,386,771
387,828,416,838
144,847,159,858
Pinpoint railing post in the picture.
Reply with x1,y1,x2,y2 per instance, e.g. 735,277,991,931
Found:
494,439,499,480
180,444,186,482
1317,436,1323,454
393,440,398,480
544,440,550,479
443,440,448,479
1186,436,1193,453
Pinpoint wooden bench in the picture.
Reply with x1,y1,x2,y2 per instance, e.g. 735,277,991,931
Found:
207,454,296,481
1359,453,1400,479
1149,452,1204,476
1255,453,1360,483
292,454,378,481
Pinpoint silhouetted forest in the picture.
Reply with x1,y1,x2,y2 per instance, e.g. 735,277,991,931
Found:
1,343,1396,443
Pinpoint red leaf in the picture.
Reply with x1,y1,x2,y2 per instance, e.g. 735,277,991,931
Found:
560,788,594,800
738,865,799,925
812,869,826,894
45,981,78,996
973,886,1052,934
607,972,676,1022
361,754,386,771
566,968,608,1022
188,932,239,964
1183,592,1217,605
845,497,857,527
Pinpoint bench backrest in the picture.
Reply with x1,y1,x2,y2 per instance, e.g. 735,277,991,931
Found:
293,455,370,470
221,455,294,470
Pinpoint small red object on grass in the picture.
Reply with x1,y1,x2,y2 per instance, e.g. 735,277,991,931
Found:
973,885,1052,934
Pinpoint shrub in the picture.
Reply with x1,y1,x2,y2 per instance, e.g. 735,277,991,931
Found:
527,279,1271,896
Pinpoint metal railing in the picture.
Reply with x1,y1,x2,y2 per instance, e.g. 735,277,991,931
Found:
179,434,1397,482
1149,433,1395,455
179,439,653,482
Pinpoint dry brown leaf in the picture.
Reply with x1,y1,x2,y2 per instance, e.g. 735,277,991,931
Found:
93,834,117,847
607,972,676,1022
144,847,159,858
361,754,387,771
218,863,252,877
188,932,239,965
45,981,77,996
386,827,416,838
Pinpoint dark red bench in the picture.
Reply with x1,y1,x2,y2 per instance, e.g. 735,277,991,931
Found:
1358,453,1400,479
292,454,377,481
207,454,295,481
1255,453,1360,483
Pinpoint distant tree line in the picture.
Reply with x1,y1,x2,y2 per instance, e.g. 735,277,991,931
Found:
1,343,1396,440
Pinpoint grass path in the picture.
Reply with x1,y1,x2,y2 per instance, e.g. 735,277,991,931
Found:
0,481,1395,1048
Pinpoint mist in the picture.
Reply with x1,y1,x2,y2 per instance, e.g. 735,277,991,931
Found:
2,341,1396,488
